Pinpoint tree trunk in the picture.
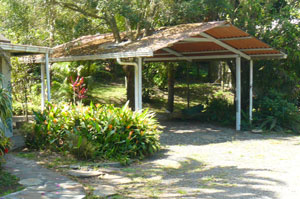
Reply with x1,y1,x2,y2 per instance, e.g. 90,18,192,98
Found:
186,65,190,108
123,65,135,110
167,64,175,112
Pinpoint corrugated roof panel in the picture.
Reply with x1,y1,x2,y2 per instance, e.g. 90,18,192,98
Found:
205,26,249,39
171,42,226,52
244,50,280,55
24,21,286,62
224,38,270,49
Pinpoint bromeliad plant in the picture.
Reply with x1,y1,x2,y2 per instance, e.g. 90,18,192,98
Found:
70,76,88,104
28,102,161,160
0,131,10,162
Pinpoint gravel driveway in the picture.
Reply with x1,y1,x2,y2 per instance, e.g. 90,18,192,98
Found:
91,120,300,198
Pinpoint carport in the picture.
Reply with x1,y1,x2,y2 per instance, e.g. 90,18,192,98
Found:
0,35,51,137
25,21,287,131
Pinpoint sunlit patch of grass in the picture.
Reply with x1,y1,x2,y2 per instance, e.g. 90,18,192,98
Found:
89,83,126,106
199,173,237,188
16,152,36,159
177,189,188,194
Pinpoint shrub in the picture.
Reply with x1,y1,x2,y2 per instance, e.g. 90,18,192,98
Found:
67,134,98,160
28,102,161,160
0,131,11,167
253,90,300,132
204,97,235,126
0,73,12,168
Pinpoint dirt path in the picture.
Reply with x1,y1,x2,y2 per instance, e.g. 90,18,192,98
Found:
83,120,300,198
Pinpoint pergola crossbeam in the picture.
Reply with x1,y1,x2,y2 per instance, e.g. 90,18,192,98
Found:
0,42,51,54
145,54,238,62
154,48,276,56
23,50,154,64
219,36,252,41
181,38,212,42
250,53,287,59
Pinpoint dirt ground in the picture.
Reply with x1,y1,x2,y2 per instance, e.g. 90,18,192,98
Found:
77,120,300,198
8,120,300,199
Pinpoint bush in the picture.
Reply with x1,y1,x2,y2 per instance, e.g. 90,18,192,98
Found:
0,131,11,167
27,102,161,160
0,73,12,167
253,90,300,132
204,97,235,126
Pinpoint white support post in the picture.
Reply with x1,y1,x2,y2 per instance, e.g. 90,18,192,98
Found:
249,59,253,122
45,53,51,101
138,57,143,110
236,56,241,131
134,61,139,111
41,63,46,110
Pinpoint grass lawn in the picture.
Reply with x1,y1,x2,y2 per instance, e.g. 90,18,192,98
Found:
87,81,233,114
12,80,233,117
0,169,24,196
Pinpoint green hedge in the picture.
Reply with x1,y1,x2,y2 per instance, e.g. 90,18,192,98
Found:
26,102,161,161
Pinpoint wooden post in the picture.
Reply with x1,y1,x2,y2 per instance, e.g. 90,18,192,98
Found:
236,56,241,131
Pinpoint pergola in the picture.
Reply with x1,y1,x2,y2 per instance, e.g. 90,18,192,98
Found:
24,21,286,131
0,34,51,137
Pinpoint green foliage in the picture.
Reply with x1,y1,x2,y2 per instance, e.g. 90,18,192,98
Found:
253,90,300,132
0,73,12,167
27,102,161,160
66,134,98,160
10,59,40,116
0,131,11,167
203,96,235,126
0,170,23,196
0,83,12,128
142,62,170,101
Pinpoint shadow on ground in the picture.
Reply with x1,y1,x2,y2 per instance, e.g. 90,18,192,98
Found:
159,120,298,147
92,154,284,198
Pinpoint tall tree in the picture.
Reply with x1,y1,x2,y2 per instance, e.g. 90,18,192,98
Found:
52,0,167,109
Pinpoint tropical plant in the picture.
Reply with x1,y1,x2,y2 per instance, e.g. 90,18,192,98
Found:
203,96,235,126
0,73,12,167
70,76,88,103
253,90,300,133
26,102,161,161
